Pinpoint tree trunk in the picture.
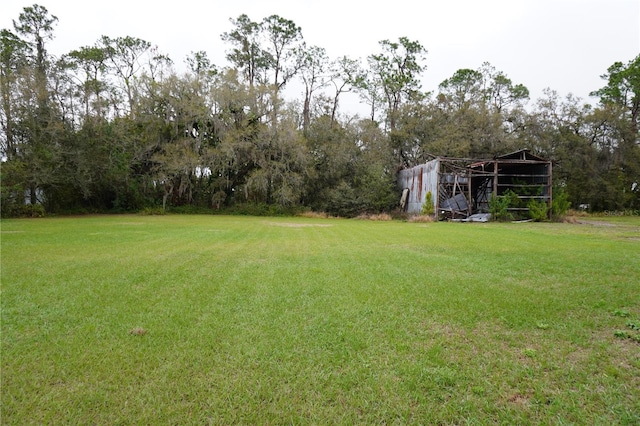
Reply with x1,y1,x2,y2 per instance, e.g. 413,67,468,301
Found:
302,88,311,133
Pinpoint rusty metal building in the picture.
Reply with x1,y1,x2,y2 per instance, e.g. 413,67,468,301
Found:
397,149,552,220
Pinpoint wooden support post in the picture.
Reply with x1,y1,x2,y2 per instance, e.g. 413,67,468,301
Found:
468,170,472,216
547,161,553,219
493,161,498,199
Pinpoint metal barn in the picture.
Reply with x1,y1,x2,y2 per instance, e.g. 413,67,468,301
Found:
397,149,553,220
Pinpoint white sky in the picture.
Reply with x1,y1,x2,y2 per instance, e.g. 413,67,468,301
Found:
3,0,639,116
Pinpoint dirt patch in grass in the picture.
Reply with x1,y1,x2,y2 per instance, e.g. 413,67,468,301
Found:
507,393,530,406
408,215,435,223
266,222,333,228
577,220,617,227
298,211,332,219
356,213,393,221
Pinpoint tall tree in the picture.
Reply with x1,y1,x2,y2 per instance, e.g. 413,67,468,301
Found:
438,68,484,110
367,37,427,130
353,119,397,213
389,101,447,167
590,55,640,209
185,50,217,80
299,45,329,133
591,54,640,138
261,15,304,91
245,108,309,205
100,35,151,118
66,45,109,120
0,29,30,160
205,68,267,206
13,4,57,111
438,63,529,114
478,62,529,113
328,55,363,125
221,15,265,89
261,15,304,122
357,64,384,123
303,115,355,211
10,4,61,206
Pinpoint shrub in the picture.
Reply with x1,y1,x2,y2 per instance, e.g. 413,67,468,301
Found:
2,203,46,218
552,187,571,219
421,191,435,216
489,190,518,221
528,199,549,221
139,207,167,216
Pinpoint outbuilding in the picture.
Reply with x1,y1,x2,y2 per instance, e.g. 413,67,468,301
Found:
397,149,552,220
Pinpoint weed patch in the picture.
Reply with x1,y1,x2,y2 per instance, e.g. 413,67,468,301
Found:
355,213,393,221
612,309,640,343
408,214,434,223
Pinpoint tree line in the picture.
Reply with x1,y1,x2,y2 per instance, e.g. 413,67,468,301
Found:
1,4,638,217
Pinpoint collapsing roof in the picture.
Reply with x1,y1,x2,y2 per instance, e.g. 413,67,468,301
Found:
397,149,552,220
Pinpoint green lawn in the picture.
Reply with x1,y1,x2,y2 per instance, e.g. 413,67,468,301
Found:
2,215,639,424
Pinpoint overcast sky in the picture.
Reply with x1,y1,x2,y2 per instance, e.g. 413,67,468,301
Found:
3,0,639,115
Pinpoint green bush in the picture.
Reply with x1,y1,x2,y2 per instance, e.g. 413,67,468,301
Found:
421,191,435,216
528,199,549,221
552,187,571,218
2,203,46,218
139,207,167,216
489,190,518,221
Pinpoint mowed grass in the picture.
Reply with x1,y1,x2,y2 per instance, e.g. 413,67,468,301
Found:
1,215,639,424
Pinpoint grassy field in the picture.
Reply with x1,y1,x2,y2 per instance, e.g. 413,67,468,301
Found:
1,214,639,424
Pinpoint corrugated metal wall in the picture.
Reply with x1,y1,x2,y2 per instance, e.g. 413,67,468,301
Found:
397,159,439,214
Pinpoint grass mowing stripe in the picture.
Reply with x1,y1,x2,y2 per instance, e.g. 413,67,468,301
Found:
1,215,639,424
